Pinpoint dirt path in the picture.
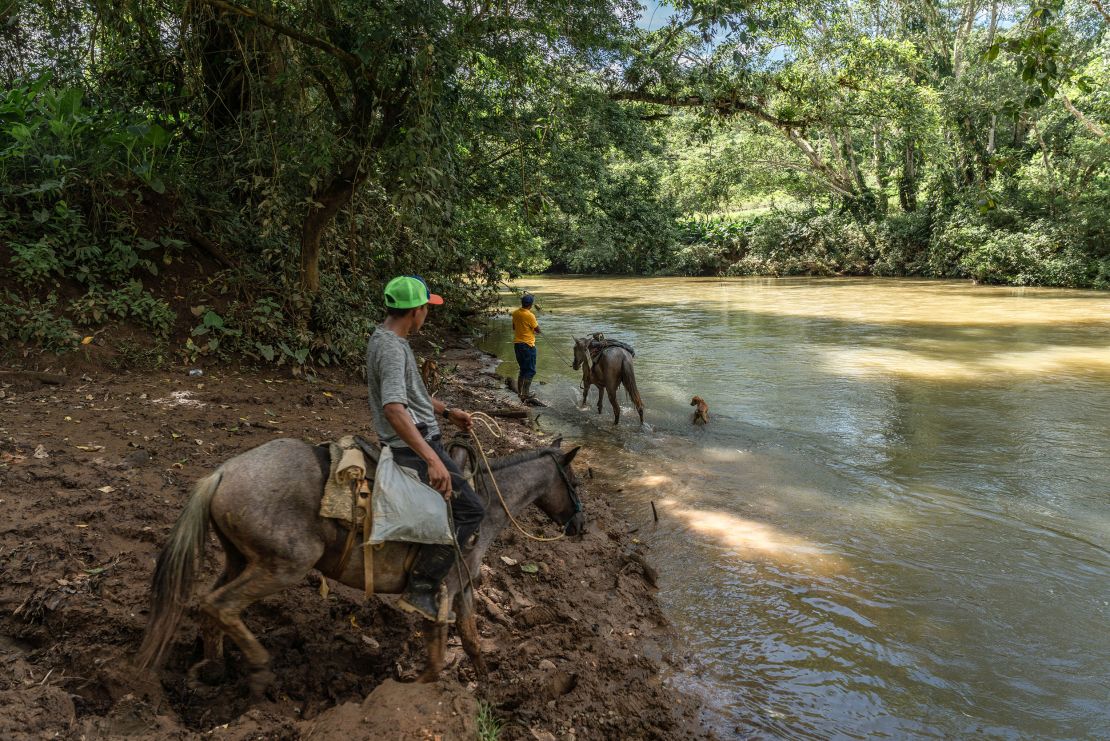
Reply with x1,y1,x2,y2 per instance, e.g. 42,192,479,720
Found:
0,339,712,739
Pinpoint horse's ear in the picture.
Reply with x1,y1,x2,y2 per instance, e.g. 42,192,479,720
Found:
563,446,581,465
551,435,563,449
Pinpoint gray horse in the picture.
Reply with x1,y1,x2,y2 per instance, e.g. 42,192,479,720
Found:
136,437,584,696
572,337,645,425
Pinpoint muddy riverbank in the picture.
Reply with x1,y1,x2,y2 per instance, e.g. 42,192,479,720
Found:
0,334,712,739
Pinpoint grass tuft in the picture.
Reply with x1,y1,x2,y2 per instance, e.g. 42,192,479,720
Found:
476,701,502,741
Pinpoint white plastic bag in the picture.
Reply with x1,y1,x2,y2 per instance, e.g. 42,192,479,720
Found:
369,445,455,545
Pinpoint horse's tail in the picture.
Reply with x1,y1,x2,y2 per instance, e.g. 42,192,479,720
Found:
621,355,644,413
136,470,222,669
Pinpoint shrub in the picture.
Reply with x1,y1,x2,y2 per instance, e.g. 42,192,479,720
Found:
71,282,177,338
725,209,872,276
669,217,755,275
873,211,932,276
0,293,77,353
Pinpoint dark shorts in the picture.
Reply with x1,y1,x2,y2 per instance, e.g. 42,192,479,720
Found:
390,436,485,545
514,342,537,379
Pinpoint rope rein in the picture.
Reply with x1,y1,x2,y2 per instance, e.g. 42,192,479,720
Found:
466,411,568,543
536,332,576,369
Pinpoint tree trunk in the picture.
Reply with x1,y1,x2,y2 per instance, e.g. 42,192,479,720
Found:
873,123,888,215
842,128,876,216
899,139,918,212
983,113,997,181
1012,113,1029,148
300,157,366,296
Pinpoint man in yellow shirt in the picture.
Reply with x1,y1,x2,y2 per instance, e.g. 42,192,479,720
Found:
511,293,540,400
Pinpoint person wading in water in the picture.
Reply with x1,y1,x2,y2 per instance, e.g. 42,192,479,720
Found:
366,275,484,621
511,292,540,401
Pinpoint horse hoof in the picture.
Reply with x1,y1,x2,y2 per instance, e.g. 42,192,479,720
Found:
416,670,440,684
248,669,276,700
187,659,226,687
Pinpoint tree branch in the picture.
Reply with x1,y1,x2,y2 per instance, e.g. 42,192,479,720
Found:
195,0,361,72
308,66,345,119
1089,0,1110,23
609,89,859,198
608,90,809,129
1061,94,1110,142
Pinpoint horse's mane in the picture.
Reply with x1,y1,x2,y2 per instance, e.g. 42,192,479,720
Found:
484,446,559,472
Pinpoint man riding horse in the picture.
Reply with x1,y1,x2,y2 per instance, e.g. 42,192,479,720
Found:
367,275,484,621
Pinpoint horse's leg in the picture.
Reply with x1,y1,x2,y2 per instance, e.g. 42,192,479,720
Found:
607,384,621,425
417,621,450,683
198,562,310,699
189,531,246,685
455,588,487,677
596,386,604,414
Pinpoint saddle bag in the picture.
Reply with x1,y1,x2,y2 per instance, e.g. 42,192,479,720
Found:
369,446,455,546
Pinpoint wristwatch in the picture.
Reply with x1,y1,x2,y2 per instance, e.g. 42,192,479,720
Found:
441,407,452,420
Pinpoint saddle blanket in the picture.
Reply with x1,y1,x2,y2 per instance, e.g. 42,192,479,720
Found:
319,435,377,524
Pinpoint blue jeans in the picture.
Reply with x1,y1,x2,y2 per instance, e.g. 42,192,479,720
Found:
514,343,537,380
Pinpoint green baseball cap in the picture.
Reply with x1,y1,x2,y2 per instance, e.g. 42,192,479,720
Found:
383,275,444,309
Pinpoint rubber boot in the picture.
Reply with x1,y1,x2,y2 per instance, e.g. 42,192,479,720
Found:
516,374,525,399
398,544,457,623
520,379,533,400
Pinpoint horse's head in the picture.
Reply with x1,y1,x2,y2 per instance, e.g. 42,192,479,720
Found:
536,443,586,536
571,338,589,371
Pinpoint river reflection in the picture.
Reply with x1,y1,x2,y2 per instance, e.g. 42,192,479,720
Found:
480,277,1110,740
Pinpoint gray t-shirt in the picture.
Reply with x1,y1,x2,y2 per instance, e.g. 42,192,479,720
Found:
366,325,440,447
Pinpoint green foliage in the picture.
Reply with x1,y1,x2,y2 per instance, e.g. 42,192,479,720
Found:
669,217,756,275
108,337,170,372
476,702,503,741
1,0,1106,367
543,159,682,274
930,211,1103,287
0,69,186,353
723,210,873,276
70,282,177,338
0,292,76,353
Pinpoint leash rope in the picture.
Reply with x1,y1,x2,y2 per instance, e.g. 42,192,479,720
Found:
536,331,576,369
466,411,567,543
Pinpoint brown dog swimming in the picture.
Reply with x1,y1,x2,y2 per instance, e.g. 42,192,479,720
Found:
690,395,709,425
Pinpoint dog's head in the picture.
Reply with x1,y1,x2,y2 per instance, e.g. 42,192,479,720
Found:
690,396,704,407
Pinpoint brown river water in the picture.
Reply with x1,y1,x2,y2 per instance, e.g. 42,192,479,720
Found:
480,277,1110,740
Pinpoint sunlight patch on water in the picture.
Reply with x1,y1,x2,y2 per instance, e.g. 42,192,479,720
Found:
658,497,847,573
635,473,674,486
700,446,753,463
823,345,1110,381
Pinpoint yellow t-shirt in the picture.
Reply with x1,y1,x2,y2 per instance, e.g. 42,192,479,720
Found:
511,308,539,346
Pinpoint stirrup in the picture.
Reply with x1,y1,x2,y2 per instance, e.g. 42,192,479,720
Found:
397,586,455,624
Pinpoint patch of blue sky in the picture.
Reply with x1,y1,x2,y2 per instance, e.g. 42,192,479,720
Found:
638,0,677,31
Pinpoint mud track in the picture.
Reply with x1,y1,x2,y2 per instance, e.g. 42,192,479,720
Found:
0,341,711,739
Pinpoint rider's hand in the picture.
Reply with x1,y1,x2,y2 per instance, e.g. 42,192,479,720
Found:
426,456,453,500
448,409,473,432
